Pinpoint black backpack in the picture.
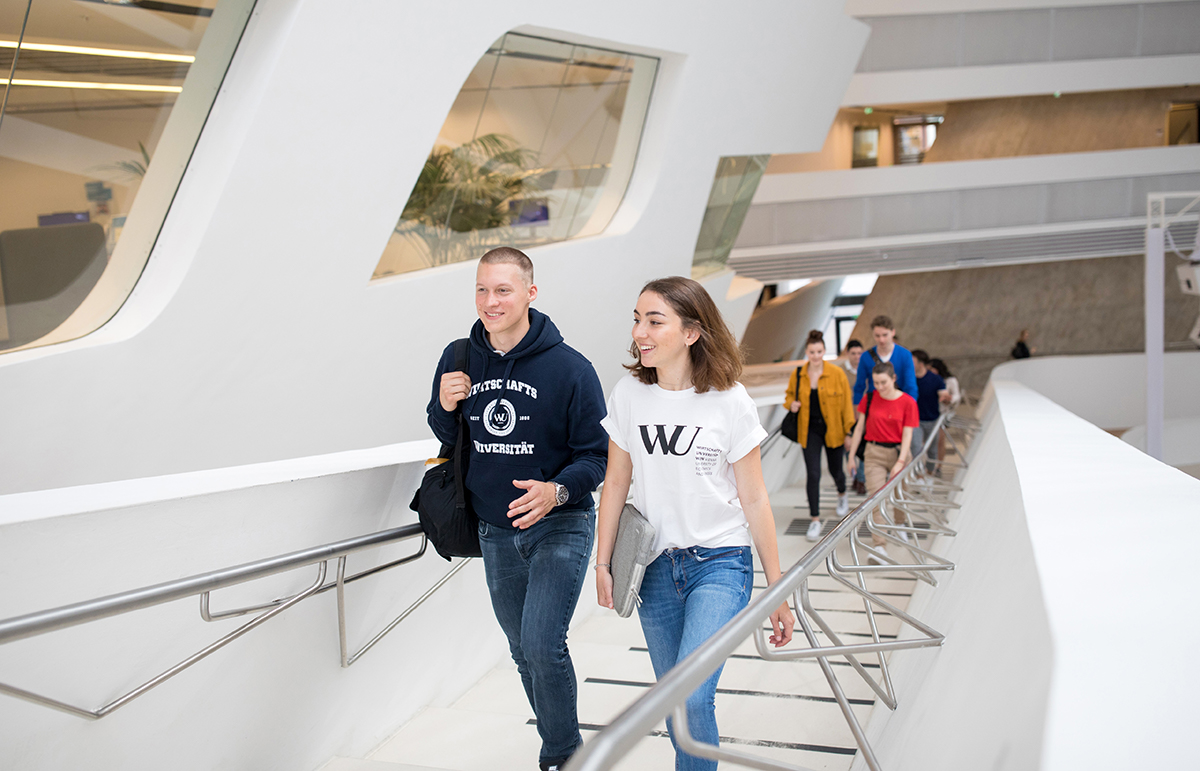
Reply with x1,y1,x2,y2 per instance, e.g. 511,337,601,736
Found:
410,339,482,560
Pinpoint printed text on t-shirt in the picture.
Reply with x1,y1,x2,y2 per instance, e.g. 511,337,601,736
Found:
639,424,702,456
694,445,720,476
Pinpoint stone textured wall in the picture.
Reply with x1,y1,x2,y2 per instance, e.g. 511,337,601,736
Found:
849,254,1199,393
925,86,1200,162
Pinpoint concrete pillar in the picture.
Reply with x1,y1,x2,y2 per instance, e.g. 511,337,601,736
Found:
1145,225,1165,460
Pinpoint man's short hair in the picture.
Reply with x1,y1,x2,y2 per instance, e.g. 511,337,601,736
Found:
480,247,534,286
846,339,864,351
870,315,894,331
911,349,930,364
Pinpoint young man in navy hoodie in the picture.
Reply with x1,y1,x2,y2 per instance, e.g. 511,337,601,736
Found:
428,247,607,771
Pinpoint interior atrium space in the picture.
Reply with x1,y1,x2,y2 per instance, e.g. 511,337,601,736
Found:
0,2,1197,771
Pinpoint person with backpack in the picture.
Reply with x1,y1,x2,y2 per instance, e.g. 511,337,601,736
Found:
783,330,856,539
846,361,919,559
426,247,608,771
594,276,794,771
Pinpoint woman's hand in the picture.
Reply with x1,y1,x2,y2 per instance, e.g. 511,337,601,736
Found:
596,565,614,610
789,401,801,413
888,459,905,481
768,601,795,647
847,456,858,477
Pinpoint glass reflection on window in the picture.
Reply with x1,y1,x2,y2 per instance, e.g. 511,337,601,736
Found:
373,33,658,278
0,0,238,353
691,155,770,279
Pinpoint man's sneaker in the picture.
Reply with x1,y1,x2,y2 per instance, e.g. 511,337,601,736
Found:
867,546,886,565
854,480,867,495
806,519,822,541
836,493,850,517
897,529,911,544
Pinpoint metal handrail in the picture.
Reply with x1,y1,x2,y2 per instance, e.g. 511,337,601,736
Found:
567,410,979,771
0,520,467,719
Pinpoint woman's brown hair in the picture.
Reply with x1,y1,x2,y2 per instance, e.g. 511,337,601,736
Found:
804,329,825,351
625,276,743,393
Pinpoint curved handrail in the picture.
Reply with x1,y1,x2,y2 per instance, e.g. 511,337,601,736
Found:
567,410,978,771
0,523,424,645
0,520,463,719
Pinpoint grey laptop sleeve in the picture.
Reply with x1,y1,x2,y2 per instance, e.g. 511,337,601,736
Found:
611,503,657,618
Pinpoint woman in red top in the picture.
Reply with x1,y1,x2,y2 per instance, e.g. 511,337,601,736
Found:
846,361,918,553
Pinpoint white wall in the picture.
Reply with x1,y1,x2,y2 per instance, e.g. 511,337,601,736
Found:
852,379,1200,771
0,0,869,495
849,384,1054,771
991,350,1200,429
0,444,521,771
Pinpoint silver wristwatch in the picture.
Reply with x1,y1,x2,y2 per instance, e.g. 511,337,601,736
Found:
552,482,569,507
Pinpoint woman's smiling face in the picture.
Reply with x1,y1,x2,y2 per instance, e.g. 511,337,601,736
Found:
632,290,696,371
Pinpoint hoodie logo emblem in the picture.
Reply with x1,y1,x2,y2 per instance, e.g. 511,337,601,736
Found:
483,398,517,437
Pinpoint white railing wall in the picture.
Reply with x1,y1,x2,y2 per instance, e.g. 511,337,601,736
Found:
0,441,519,771
991,350,1200,430
849,379,1200,771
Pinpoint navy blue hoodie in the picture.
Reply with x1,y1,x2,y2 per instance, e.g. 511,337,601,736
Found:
427,308,608,528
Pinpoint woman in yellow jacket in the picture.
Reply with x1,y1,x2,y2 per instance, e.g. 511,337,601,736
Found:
784,330,857,540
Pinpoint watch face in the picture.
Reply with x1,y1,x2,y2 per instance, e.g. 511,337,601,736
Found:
555,484,569,505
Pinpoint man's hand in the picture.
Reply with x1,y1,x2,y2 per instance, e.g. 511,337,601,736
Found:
439,371,472,412
508,479,557,528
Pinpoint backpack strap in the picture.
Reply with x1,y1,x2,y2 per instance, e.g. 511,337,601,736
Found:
451,338,470,513
452,338,469,372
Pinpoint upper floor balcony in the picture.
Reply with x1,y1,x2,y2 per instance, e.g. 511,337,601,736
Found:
844,1,1200,104
729,144,1200,280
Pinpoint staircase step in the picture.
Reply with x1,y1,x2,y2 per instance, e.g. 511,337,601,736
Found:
321,758,448,771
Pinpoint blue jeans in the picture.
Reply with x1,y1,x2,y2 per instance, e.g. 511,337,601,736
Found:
637,546,753,771
478,507,595,767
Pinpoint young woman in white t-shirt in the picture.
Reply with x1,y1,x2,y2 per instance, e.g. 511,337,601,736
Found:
596,277,795,771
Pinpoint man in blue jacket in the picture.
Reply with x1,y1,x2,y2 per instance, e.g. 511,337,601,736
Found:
428,247,607,771
853,314,919,405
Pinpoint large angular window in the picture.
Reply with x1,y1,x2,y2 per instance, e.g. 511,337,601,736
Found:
373,33,658,279
0,0,251,353
692,155,770,278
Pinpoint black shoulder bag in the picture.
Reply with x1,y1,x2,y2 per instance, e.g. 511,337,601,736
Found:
410,338,482,560
780,364,803,442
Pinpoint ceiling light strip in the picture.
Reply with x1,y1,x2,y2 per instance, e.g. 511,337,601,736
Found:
0,77,182,93
0,40,194,63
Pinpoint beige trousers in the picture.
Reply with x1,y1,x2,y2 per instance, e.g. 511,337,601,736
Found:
864,443,900,546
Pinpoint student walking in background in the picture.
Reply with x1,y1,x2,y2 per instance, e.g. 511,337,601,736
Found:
1011,329,1035,359
929,358,961,471
840,339,863,381
784,330,856,540
852,315,918,405
911,349,949,472
846,362,918,558
840,339,867,495
596,276,794,771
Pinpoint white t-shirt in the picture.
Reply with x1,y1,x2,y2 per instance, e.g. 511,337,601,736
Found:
601,375,768,554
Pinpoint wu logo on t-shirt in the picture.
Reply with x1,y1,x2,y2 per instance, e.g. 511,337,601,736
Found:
639,424,701,456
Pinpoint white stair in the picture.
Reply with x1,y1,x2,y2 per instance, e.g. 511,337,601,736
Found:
332,480,923,771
